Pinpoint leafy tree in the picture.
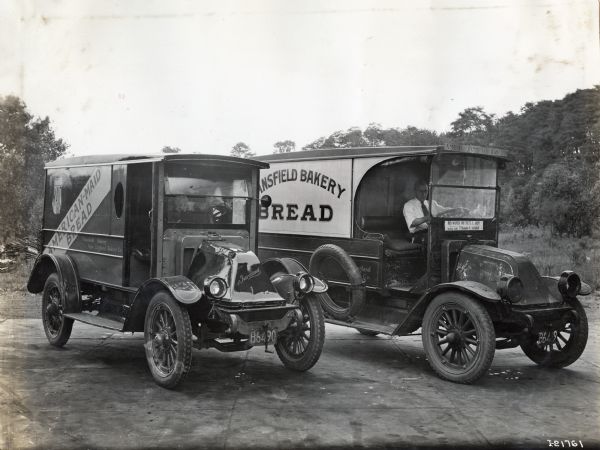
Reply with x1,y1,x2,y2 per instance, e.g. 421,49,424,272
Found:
161,146,181,153
0,96,67,242
230,142,255,158
531,162,600,237
273,140,296,154
304,125,439,150
448,106,496,145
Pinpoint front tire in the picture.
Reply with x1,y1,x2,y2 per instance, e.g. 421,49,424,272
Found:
42,273,74,347
520,298,588,368
144,292,193,389
275,294,325,371
422,292,495,384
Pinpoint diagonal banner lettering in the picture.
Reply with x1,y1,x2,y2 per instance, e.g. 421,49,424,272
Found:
47,167,112,253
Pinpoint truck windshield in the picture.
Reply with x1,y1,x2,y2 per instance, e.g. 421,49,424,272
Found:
165,163,253,227
430,155,497,219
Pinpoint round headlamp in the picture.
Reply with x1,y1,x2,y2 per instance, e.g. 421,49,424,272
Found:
204,276,228,299
558,271,581,298
295,272,315,294
497,275,524,304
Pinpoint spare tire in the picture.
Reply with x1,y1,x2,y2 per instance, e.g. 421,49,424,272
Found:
309,244,365,320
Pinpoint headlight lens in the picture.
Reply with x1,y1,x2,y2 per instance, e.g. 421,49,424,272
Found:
559,271,581,298
295,272,315,294
204,277,228,299
497,275,524,303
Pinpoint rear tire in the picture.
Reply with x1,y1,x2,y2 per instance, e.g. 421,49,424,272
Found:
276,294,325,371
144,292,193,389
422,292,495,384
42,273,74,347
309,244,365,320
520,298,588,368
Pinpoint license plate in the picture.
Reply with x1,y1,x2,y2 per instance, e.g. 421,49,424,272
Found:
249,328,277,346
444,220,484,231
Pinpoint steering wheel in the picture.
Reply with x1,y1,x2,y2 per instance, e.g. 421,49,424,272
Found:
437,207,469,218
211,204,231,224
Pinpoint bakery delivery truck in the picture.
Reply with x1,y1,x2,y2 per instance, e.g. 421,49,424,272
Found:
256,145,592,384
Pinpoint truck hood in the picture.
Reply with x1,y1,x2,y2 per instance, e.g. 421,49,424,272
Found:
188,240,283,304
454,245,562,306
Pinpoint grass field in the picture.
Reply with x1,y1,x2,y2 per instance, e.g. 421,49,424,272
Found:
499,225,600,289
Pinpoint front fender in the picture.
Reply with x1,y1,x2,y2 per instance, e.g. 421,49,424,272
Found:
425,280,501,303
262,257,327,296
542,276,592,297
394,280,500,335
27,253,81,313
124,276,203,332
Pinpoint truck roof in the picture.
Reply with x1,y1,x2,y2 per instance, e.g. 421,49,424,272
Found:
45,153,269,169
256,144,510,163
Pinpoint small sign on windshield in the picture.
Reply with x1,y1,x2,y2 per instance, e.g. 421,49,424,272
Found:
444,220,484,231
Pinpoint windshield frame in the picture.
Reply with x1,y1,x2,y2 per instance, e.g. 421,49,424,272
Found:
163,162,256,230
429,154,500,220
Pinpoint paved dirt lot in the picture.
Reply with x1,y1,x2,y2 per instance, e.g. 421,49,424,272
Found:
1,290,599,449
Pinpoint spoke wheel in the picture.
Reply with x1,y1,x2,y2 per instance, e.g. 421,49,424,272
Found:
422,292,495,384
520,298,588,368
144,292,193,389
275,293,325,371
42,273,74,347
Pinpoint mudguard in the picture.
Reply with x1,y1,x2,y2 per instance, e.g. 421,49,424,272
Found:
124,276,203,332
394,280,500,335
424,280,501,303
542,276,592,297
262,257,327,295
27,253,81,313
263,257,308,277
137,276,202,305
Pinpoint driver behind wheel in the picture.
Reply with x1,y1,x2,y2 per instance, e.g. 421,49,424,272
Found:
403,180,431,244
403,180,454,244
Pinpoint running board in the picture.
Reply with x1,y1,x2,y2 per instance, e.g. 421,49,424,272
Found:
64,313,125,331
325,318,396,335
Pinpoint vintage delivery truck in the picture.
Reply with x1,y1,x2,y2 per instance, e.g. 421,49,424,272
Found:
257,144,592,383
27,153,327,388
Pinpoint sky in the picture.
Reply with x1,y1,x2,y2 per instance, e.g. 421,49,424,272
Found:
1,0,599,157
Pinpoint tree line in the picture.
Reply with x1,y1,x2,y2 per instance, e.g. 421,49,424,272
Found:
1,86,599,245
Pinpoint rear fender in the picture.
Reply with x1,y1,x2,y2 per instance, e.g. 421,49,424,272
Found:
395,280,500,335
27,253,81,313
124,276,203,332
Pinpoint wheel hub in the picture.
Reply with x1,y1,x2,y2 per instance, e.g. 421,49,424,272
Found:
154,330,170,350
447,330,463,346
46,303,59,316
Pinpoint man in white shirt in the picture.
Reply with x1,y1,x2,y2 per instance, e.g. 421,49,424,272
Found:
403,181,430,242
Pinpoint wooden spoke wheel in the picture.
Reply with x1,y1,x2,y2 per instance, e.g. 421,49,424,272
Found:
422,292,495,383
275,294,325,371
144,292,193,389
41,273,73,347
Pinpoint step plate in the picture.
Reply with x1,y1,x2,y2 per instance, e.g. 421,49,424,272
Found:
64,313,125,331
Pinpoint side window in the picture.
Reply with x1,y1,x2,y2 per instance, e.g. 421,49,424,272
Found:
114,182,124,218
